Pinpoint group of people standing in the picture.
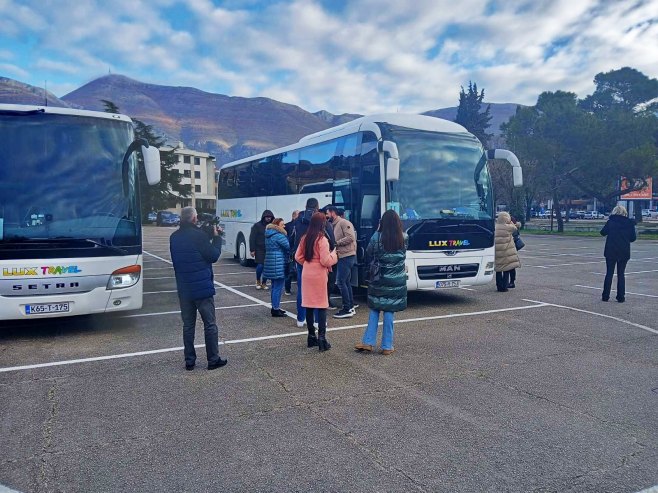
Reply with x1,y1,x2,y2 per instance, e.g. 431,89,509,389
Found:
249,198,408,354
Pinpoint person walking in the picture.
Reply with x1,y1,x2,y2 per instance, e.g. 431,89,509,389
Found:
169,206,227,371
264,218,290,317
601,205,636,303
295,212,337,351
289,198,335,328
326,206,358,318
509,217,524,288
494,212,521,292
283,210,299,295
250,209,274,290
355,209,407,355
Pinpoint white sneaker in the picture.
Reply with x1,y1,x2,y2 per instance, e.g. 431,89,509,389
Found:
255,282,262,290
349,307,356,314
296,320,306,328
262,284,269,291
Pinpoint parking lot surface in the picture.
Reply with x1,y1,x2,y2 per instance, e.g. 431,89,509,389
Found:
1,228,657,492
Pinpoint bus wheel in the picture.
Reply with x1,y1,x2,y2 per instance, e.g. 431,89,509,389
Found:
237,235,250,266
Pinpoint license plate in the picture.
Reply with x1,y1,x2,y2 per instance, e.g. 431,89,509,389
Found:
25,302,70,315
435,280,460,288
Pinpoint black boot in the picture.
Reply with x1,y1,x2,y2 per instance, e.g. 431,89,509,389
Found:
307,327,318,347
317,326,331,352
271,308,286,317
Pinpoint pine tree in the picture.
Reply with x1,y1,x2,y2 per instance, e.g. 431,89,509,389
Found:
454,81,493,146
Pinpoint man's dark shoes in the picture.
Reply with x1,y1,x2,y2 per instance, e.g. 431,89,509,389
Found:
602,295,609,302
507,283,515,289
271,308,286,317
185,364,195,371
616,297,625,303
333,309,354,319
207,358,228,370
307,334,318,347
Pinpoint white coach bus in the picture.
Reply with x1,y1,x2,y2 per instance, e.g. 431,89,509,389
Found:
0,104,161,320
216,114,522,291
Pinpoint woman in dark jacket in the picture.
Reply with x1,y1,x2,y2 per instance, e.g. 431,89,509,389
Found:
264,218,290,317
355,210,407,355
601,205,636,303
250,209,274,290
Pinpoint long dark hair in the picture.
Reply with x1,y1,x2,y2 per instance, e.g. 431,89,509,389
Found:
379,209,404,252
303,212,327,261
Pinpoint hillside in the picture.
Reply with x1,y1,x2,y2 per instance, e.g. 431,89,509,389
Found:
61,75,333,164
0,77,70,107
423,102,522,138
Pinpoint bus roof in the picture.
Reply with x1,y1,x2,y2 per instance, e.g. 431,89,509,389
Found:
0,103,134,123
220,113,470,170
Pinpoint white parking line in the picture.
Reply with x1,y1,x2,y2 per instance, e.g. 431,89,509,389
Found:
522,298,658,335
574,284,658,298
0,302,548,374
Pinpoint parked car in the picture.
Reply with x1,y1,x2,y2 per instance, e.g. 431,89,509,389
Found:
147,211,157,223
583,211,605,220
156,210,180,226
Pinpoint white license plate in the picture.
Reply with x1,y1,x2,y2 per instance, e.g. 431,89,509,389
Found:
436,280,460,288
25,302,70,315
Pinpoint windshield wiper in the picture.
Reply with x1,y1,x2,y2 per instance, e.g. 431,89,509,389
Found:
0,108,46,116
0,237,128,254
406,219,493,236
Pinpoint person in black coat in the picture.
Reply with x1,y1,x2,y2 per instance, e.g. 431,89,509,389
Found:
600,205,636,303
170,206,226,370
250,209,274,289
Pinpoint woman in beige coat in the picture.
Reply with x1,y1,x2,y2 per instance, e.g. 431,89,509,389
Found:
494,212,521,292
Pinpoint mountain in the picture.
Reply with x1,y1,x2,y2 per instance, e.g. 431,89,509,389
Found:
313,110,362,126
0,77,70,107
61,75,333,164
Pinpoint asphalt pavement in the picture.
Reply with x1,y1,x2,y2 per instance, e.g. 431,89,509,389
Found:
1,227,657,492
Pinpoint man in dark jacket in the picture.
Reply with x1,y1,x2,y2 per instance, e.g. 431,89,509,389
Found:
170,206,226,371
600,205,637,302
250,209,274,290
289,198,336,327
283,210,299,295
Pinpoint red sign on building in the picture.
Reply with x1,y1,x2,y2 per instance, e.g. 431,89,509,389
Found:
621,177,653,200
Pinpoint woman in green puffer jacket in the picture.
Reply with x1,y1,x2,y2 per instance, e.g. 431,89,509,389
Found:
355,209,407,355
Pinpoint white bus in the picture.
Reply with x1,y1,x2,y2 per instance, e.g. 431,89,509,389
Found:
0,104,161,320
216,114,522,291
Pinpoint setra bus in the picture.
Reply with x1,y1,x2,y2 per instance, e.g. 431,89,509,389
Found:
0,104,161,320
216,114,522,291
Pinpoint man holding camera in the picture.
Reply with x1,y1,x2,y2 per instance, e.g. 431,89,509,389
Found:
170,206,227,371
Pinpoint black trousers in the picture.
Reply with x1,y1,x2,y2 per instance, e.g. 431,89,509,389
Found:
179,296,221,366
496,271,510,291
602,257,628,301
306,308,327,339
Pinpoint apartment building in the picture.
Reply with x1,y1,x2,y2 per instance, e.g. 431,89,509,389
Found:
160,142,217,213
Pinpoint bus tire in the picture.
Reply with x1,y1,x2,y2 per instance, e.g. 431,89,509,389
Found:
237,234,251,266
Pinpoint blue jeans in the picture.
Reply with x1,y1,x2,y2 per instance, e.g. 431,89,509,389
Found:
256,263,267,283
270,278,284,309
336,255,355,310
179,296,221,366
362,309,394,350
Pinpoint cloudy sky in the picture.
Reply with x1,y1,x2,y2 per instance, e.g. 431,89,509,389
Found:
1,0,657,114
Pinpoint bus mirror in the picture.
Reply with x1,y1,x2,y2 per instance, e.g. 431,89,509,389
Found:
487,149,523,187
386,157,400,182
142,145,161,185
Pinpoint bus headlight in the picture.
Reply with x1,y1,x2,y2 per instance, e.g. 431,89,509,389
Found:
485,261,494,276
107,265,141,289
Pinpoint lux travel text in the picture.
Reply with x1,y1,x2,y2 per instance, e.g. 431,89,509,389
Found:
2,266,82,276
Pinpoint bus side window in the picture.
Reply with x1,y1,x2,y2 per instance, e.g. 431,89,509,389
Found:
360,132,380,186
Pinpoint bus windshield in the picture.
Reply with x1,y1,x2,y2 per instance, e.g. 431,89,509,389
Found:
0,112,141,252
388,129,493,222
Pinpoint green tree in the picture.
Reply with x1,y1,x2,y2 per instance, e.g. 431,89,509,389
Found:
101,100,190,217
580,67,658,115
454,81,493,146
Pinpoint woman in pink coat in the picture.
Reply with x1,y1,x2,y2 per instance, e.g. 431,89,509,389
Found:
295,212,337,351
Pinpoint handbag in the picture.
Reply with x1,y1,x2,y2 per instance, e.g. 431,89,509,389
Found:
513,234,525,250
368,238,382,283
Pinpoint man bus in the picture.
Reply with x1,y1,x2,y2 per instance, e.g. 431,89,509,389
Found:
216,114,523,291
0,104,161,320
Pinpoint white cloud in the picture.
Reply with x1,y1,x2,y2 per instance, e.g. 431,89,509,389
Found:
2,0,658,114
0,63,29,79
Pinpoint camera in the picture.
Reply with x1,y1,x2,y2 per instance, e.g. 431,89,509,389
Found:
197,213,221,238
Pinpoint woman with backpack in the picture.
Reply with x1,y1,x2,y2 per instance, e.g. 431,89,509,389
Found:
601,205,636,303
355,209,407,355
264,218,290,317
294,212,337,351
